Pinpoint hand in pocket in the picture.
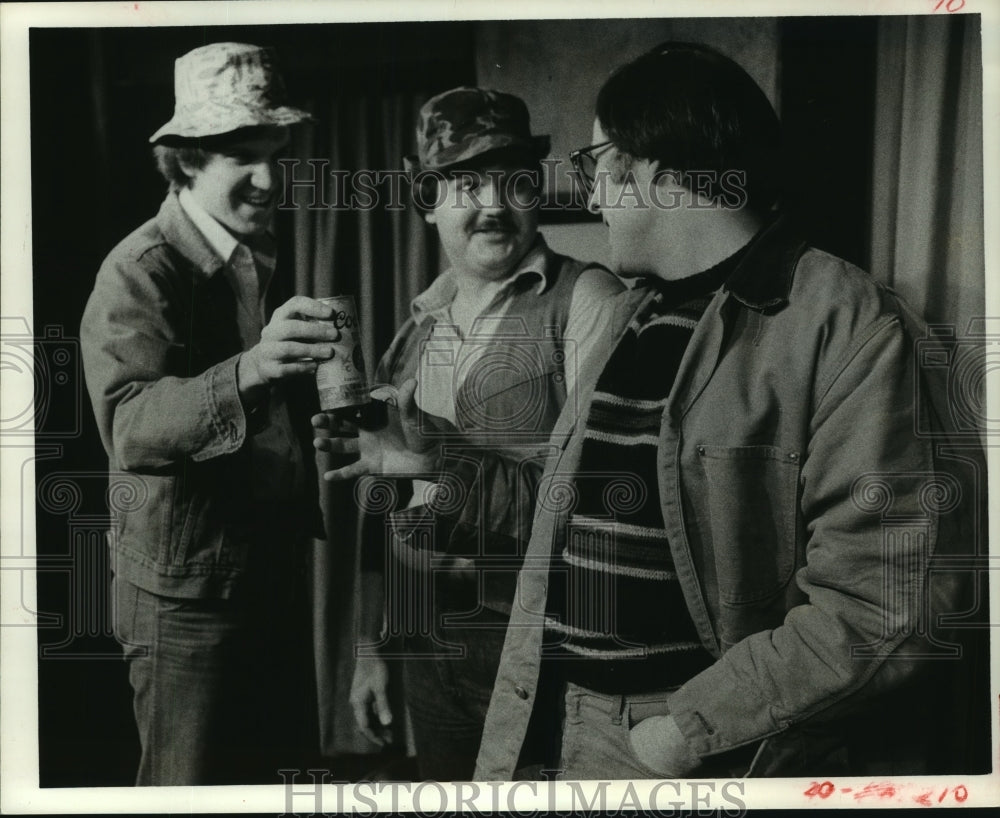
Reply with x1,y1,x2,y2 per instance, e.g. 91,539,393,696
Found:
627,714,701,777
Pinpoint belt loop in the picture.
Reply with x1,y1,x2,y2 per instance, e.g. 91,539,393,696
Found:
611,695,625,726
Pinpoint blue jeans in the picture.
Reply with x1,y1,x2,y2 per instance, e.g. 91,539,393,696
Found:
557,683,681,779
401,608,509,781
555,682,764,779
113,572,313,785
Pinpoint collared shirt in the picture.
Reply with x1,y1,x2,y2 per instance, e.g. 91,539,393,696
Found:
177,187,304,508
410,235,612,423
178,188,275,346
405,235,621,508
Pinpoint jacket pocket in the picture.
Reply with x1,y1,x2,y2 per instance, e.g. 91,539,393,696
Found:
696,444,801,605
168,469,225,568
171,479,205,566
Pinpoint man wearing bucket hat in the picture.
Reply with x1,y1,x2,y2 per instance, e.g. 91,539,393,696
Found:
314,87,623,779
82,42,335,785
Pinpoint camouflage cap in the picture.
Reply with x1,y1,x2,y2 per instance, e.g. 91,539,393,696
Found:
403,87,550,172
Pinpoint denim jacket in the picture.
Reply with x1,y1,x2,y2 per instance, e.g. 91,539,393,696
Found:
474,218,982,778
81,193,322,599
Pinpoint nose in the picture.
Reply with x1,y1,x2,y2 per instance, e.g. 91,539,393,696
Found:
250,159,277,191
586,179,602,215
480,175,508,210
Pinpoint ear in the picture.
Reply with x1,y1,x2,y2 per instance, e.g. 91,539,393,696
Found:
177,156,200,183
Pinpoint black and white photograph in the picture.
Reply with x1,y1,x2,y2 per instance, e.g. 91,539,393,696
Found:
1,0,997,813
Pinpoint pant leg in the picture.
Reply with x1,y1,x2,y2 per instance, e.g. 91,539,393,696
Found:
113,576,252,785
114,569,316,785
402,617,508,780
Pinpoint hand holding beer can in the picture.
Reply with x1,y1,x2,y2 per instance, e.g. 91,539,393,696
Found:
315,296,370,416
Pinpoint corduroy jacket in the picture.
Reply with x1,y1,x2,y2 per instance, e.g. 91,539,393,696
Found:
474,217,983,778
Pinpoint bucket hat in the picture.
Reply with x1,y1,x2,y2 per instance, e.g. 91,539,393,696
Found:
150,42,312,143
403,87,550,172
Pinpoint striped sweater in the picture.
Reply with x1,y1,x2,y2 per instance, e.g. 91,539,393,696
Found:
543,257,741,694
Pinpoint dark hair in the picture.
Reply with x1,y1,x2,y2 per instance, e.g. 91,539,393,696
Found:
410,146,543,212
596,42,782,212
151,125,288,190
152,144,210,191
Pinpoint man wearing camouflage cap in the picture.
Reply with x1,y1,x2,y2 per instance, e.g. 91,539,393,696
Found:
315,86,623,779
82,42,336,785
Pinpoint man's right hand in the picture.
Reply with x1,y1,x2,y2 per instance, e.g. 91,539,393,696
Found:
350,655,394,747
237,296,340,396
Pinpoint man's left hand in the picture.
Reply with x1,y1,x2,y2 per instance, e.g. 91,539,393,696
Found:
627,715,701,777
312,379,442,480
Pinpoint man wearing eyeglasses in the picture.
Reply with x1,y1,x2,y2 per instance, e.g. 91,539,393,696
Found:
473,43,983,780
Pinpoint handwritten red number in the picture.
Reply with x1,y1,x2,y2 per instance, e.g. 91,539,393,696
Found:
954,785,968,803
805,781,835,799
934,0,966,11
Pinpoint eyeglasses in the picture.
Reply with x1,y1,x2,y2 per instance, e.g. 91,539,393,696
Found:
569,140,614,199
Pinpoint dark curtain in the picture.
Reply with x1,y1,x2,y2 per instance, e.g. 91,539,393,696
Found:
284,82,469,757
29,23,474,781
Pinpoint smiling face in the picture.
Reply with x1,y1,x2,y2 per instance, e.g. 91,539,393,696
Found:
180,126,290,238
425,157,540,282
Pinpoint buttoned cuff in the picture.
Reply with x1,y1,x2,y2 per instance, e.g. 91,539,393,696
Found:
668,669,781,758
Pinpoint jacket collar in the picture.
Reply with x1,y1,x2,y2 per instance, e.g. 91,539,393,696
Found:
156,191,227,279
723,215,808,312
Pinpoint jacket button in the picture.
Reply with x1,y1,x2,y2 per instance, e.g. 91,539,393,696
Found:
696,445,706,455
514,685,529,700
789,452,800,462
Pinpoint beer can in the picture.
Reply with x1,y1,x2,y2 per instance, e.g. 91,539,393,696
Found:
315,296,370,412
